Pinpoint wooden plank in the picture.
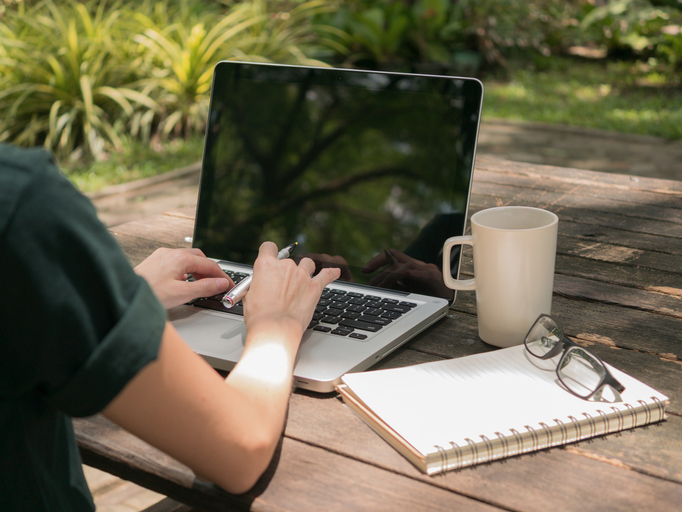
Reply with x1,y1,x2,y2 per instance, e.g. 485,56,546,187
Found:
475,156,682,198
552,254,682,298
460,253,682,305
111,233,175,267
469,186,682,239
472,167,682,219
77,416,498,512
458,258,682,317
110,213,194,247
553,274,682,319
556,234,682,275
450,291,682,363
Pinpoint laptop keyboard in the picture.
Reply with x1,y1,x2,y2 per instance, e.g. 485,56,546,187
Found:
193,270,418,341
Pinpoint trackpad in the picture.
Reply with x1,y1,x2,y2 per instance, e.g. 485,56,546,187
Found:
170,308,246,361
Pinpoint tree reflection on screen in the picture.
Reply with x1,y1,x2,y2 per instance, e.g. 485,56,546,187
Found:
194,64,481,298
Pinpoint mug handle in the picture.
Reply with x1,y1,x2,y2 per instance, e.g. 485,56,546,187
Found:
442,235,476,291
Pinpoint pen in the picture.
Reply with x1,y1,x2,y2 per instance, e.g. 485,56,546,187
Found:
221,242,298,308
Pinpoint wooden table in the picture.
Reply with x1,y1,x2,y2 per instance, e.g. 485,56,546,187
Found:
75,156,682,511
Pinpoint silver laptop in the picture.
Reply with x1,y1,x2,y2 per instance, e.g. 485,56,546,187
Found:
169,61,483,392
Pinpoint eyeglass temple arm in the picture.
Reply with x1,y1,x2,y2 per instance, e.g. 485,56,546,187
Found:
605,373,626,394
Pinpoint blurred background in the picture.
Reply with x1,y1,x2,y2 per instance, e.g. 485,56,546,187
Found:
1,0,681,194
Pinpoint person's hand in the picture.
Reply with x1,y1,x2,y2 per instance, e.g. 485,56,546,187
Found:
361,249,454,299
243,242,341,347
134,248,233,309
297,252,354,282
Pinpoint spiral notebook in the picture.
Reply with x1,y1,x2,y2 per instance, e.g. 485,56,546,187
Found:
336,345,668,475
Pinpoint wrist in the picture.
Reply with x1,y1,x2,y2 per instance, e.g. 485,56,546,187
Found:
245,316,304,352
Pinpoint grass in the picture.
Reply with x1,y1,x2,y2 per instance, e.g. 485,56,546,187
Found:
61,55,682,193
482,56,682,140
63,135,205,193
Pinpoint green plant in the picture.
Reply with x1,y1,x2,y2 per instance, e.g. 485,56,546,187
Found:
326,0,585,71
580,0,682,70
0,0,155,160
226,0,349,65
130,3,258,138
129,0,347,139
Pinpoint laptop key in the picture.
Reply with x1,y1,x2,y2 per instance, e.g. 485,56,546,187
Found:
341,311,361,320
349,333,368,340
381,304,411,314
314,325,332,333
331,328,352,336
321,316,342,324
359,315,392,326
380,311,402,320
338,319,382,332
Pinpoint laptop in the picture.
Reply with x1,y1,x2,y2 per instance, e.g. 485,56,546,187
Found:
168,61,483,392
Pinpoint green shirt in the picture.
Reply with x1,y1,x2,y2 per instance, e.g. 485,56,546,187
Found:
0,145,166,511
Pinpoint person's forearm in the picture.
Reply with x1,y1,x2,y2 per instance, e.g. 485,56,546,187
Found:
218,322,303,485
102,323,299,495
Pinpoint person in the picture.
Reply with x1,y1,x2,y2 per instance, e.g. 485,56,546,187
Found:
0,143,340,511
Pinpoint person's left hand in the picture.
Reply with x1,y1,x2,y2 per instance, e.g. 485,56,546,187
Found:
134,248,233,309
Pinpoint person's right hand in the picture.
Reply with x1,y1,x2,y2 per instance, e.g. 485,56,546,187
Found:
243,242,341,348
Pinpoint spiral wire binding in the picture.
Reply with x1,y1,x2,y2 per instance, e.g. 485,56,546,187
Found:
427,397,665,473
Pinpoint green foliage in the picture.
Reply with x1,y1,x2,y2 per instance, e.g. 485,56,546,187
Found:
130,0,346,139
0,0,155,160
66,134,205,192
0,0,349,160
326,0,584,72
580,0,682,69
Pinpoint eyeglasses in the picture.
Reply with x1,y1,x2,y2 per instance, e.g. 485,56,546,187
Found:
524,314,625,401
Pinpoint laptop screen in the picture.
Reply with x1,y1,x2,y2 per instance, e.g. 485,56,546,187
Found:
194,62,483,300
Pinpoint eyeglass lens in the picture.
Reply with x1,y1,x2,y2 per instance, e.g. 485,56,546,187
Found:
557,347,607,398
525,315,609,398
525,316,562,357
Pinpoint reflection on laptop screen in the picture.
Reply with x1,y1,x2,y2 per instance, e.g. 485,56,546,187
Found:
194,62,482,300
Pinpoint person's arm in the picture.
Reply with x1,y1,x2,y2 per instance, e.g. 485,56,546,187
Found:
103,242,340,494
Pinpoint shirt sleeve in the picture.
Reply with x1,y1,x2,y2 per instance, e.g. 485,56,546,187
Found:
0,151,166,417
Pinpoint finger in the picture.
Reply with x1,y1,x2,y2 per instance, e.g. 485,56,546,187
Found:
386,249,411,263
298,257,316,276
183,255,233,281
184,277,231,301
313,267,341,288
258,241,278,260
361,252,387,273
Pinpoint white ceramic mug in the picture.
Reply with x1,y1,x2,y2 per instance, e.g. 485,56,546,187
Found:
443,206,558,348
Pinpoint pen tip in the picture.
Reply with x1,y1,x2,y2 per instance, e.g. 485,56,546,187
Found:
222,296,234,308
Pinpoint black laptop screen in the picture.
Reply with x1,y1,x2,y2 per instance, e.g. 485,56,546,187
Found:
194,62,483,300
